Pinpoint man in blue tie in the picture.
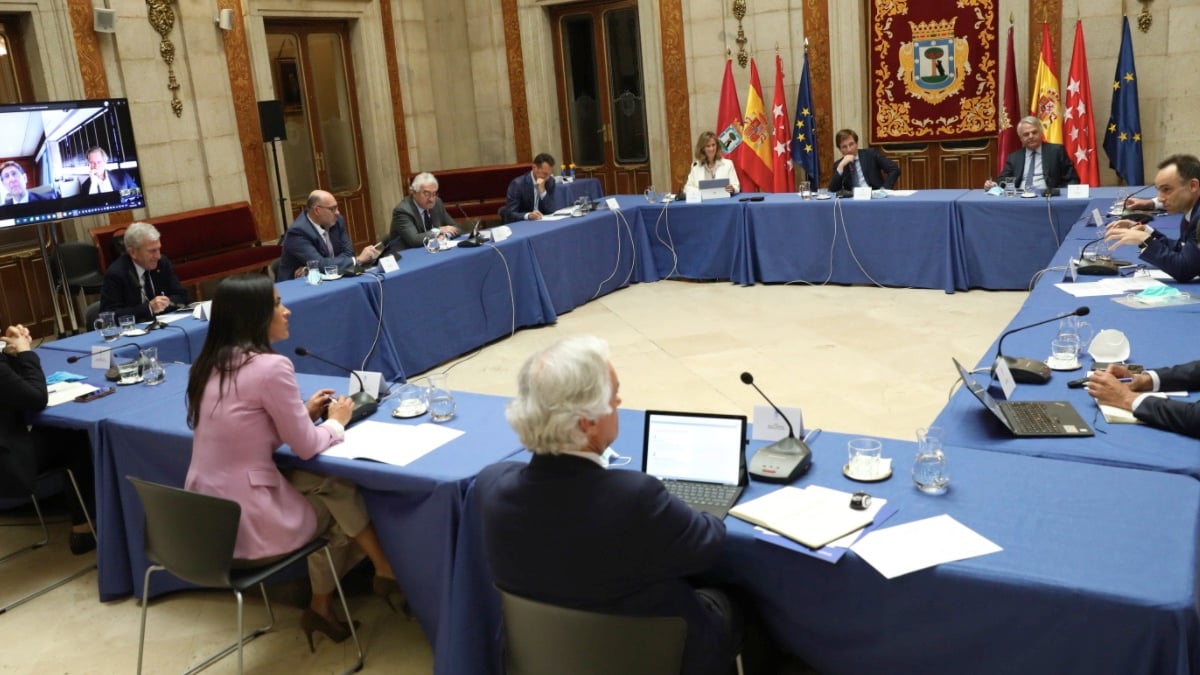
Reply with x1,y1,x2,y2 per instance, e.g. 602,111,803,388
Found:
500,153,557,224
277,189,380,280
985,116,1079,192
1105,154,1200,282
388,172,461,248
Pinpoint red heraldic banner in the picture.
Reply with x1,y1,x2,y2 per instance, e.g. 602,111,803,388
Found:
869,0,998,142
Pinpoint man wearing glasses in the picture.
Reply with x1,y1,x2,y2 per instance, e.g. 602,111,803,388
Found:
277,189,380,281
388,172,461,249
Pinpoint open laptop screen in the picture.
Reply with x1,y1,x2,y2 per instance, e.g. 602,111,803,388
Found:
953,358,1010,426
642,411,745,486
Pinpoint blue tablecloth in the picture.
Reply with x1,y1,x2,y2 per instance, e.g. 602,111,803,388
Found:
747,190,968,291
450,416,1200,675
637,195,753,284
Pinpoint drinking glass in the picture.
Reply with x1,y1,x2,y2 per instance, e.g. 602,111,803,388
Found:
324,265,338,278
847,438,882,477
392,384,427,418
95,311,119,342
306,260,321,285
1003,182,1017,198
117,360,141,385
798,181,811,200
424,234,442,254
913,426,949,495
118,314,136,335
1051,335,1081,365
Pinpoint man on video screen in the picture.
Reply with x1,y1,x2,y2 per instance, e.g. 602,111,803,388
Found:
1,162,46,204
81,146,138,194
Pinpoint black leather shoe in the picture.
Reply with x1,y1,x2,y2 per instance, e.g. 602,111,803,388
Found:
69,531,96,555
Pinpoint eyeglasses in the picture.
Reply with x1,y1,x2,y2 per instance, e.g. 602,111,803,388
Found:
418,190,438,199
317,203,340,212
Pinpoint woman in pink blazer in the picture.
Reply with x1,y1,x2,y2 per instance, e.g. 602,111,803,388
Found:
184,274,401,649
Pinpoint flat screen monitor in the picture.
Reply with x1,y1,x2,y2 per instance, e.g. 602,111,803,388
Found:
0,98,144,230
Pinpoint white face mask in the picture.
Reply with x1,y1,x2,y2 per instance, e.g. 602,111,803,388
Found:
600,447,631,468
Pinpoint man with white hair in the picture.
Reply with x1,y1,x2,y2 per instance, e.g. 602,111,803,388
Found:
475,335,740,675
99,221,188,322
387,172,460,249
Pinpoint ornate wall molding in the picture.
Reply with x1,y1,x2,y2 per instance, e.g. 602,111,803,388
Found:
219,1,276,243
660,0,690,186
502,0,531,161
146,0,183,117
380,0,411,183
804,0,831,183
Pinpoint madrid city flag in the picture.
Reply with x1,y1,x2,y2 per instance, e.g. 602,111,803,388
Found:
770,55,795,193
1065,21,1099,186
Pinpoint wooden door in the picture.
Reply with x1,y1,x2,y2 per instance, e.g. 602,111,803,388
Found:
265,22,375,249
550,1,651,195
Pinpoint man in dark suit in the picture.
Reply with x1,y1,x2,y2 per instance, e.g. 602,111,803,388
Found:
0,161,47,204
1104,154,1200,282
985,116,1079,192
99,221,189,323
1087,360,1200,438
277,189,380,281
826,128,900,192
80,146,140,194
500,153,557,224
0,321,95,554
475,336,740,675
389,172,461,248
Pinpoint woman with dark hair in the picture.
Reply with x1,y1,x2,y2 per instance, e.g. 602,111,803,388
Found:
683,130,740,195
184,274,401,650
0,321,95,553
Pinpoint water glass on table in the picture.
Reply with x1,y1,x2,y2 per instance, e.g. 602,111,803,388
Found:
913,426,949,494
424,373,456,422
95,311,120,342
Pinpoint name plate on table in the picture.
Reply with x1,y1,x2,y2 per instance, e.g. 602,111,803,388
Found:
852,187,872,200
1067,184,1090,199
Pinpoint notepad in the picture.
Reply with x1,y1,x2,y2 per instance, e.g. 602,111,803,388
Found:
729,485,875,549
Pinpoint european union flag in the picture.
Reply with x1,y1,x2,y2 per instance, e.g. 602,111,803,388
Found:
1103,17,1143,185
791,51,819,186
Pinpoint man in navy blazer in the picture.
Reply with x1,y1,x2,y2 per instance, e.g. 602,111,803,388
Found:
500,153,557,224
475,336,740,675
277,189,380,281
827,128,900,192
80,146,140,195
99,221,189,322
986,116,1079,192
1087,360,1200,438
1104,154,1200,282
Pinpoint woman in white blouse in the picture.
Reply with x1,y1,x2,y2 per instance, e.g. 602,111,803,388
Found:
683,131,741,195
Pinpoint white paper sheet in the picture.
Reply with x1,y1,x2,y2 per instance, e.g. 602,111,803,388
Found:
320,420,464,466
47,382,97,407
850,514,1002,579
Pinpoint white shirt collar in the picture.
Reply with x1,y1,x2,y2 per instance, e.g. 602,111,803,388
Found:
559,449,607,468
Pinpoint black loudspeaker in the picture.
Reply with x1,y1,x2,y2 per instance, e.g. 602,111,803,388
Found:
258,100,286,142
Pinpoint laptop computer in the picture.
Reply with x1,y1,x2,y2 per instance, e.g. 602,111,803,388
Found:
953,358,1093,437
641,410,748,518
698,178,731,201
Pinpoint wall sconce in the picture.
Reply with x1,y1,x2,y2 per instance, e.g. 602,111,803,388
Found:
94,8,117,34
216,8,234,31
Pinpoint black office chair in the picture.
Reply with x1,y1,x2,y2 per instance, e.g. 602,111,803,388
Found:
0,467,97,615
498,589,688,675
127,476,364,675
50,242,105,332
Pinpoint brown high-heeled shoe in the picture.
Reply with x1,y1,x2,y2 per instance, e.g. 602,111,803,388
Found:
300,608,356,652
372,576,412,617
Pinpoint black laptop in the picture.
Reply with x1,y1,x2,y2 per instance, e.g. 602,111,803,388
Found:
953,358,1093,437
641,410,748,518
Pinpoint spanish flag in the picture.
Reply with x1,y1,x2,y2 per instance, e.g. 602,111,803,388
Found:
740,59,774,192
1030,23,1063,144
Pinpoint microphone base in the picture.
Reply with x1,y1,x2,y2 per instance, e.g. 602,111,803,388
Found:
998,356,1052,384
748,436,813,484
348,391,379,426
1077,260,1120,276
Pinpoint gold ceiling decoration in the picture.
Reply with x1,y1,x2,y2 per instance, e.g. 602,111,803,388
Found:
146,0,182,117
1137,0,1153,33
732,0,748,68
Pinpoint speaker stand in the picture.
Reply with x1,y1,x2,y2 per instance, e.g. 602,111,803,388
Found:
267,139,288,236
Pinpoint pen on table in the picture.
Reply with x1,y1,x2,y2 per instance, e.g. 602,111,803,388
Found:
803,428,821,444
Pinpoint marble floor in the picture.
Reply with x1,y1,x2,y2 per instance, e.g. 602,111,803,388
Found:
0,280,1025,674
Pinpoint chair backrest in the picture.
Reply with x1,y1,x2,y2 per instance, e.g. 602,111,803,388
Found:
127,476,240,588
498,589,687,675
57,242,102,280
